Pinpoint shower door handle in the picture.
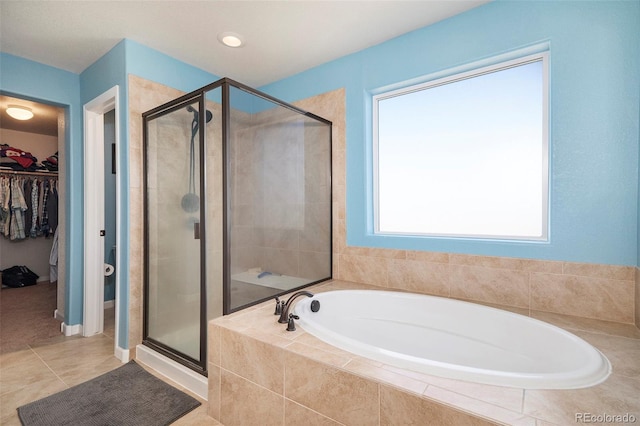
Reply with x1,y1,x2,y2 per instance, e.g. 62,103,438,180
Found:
194,222,200,240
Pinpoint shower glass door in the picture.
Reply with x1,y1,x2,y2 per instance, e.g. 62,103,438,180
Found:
144,99,203,368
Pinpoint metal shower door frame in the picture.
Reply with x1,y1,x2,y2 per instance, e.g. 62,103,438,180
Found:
141,77,333,375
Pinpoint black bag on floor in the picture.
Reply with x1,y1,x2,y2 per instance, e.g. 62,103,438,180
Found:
1,265,39,288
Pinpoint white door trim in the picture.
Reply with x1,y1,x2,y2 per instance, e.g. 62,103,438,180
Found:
83,86,123,360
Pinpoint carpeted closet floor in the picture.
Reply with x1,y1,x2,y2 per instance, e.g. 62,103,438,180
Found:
0,282,61,354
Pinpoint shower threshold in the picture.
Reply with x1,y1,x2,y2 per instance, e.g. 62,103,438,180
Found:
136,344,208,400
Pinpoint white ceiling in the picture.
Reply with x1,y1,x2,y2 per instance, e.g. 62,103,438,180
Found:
0,0,488,88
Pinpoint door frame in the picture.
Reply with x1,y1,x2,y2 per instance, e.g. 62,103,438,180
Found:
83,86,125,360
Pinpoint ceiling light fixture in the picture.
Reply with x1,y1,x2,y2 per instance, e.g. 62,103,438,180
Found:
218,32,244,48
6,105,34,120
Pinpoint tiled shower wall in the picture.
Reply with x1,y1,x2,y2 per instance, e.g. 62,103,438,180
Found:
229,110,330,281
129,77,638,356
128,75,186,354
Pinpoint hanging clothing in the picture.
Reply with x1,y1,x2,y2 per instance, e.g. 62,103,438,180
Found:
0,173,58,240
9,177,27,240
46,179,58,234
30,178,39,238
41,179,50,237
37,178,45,235
23,178,33,234
0,176,10,236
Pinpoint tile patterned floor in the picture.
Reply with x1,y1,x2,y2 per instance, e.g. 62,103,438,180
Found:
0,308,219,425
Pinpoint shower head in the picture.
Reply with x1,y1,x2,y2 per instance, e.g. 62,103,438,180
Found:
186,105,213,123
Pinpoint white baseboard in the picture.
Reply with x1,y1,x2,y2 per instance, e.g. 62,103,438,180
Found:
136,344,208,400
114,346,130,363
104,299,115,309
53,309,64,322
61,322,82,336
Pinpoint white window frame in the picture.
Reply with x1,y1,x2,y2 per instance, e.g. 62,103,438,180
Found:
373,52,549,241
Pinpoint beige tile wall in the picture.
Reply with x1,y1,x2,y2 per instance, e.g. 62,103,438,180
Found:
128,75,187,355
333,250,635,323
229,106,331,281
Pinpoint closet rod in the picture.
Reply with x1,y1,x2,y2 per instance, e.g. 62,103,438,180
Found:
0,170,58,177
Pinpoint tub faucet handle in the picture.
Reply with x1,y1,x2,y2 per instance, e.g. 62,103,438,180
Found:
274,297,284,316
286,314,300,332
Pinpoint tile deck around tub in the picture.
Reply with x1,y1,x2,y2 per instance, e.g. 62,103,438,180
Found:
209,280,640,426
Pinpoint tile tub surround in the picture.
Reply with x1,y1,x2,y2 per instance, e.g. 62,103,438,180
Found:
208,280,640,426
335,251,636,325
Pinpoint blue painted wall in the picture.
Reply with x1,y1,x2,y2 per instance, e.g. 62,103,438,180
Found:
79,40,128,347
125,39,219,93
263,1,640,266
79,39,219,349
0,52,84,325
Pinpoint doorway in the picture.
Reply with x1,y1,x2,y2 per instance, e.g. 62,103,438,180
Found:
83,86,125,361
103,109,117,339
0,94,65,352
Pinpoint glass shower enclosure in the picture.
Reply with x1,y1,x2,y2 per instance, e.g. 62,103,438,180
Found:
143,78,332,374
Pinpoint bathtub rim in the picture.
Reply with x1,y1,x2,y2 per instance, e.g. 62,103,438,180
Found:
294,289,612,390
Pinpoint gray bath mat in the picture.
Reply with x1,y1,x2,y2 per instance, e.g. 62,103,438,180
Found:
17,360,201,426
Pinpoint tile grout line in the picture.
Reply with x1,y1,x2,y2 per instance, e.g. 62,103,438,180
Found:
27,344,69,388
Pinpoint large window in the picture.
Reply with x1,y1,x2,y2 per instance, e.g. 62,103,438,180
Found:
373,53,548,240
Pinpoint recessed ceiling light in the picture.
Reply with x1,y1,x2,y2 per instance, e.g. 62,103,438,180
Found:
6,105,34,120
218,32,244,48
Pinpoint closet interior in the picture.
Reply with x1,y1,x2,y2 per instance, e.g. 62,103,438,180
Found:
0,94,63,352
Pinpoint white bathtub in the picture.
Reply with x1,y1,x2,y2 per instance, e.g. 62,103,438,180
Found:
294,290,611,389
